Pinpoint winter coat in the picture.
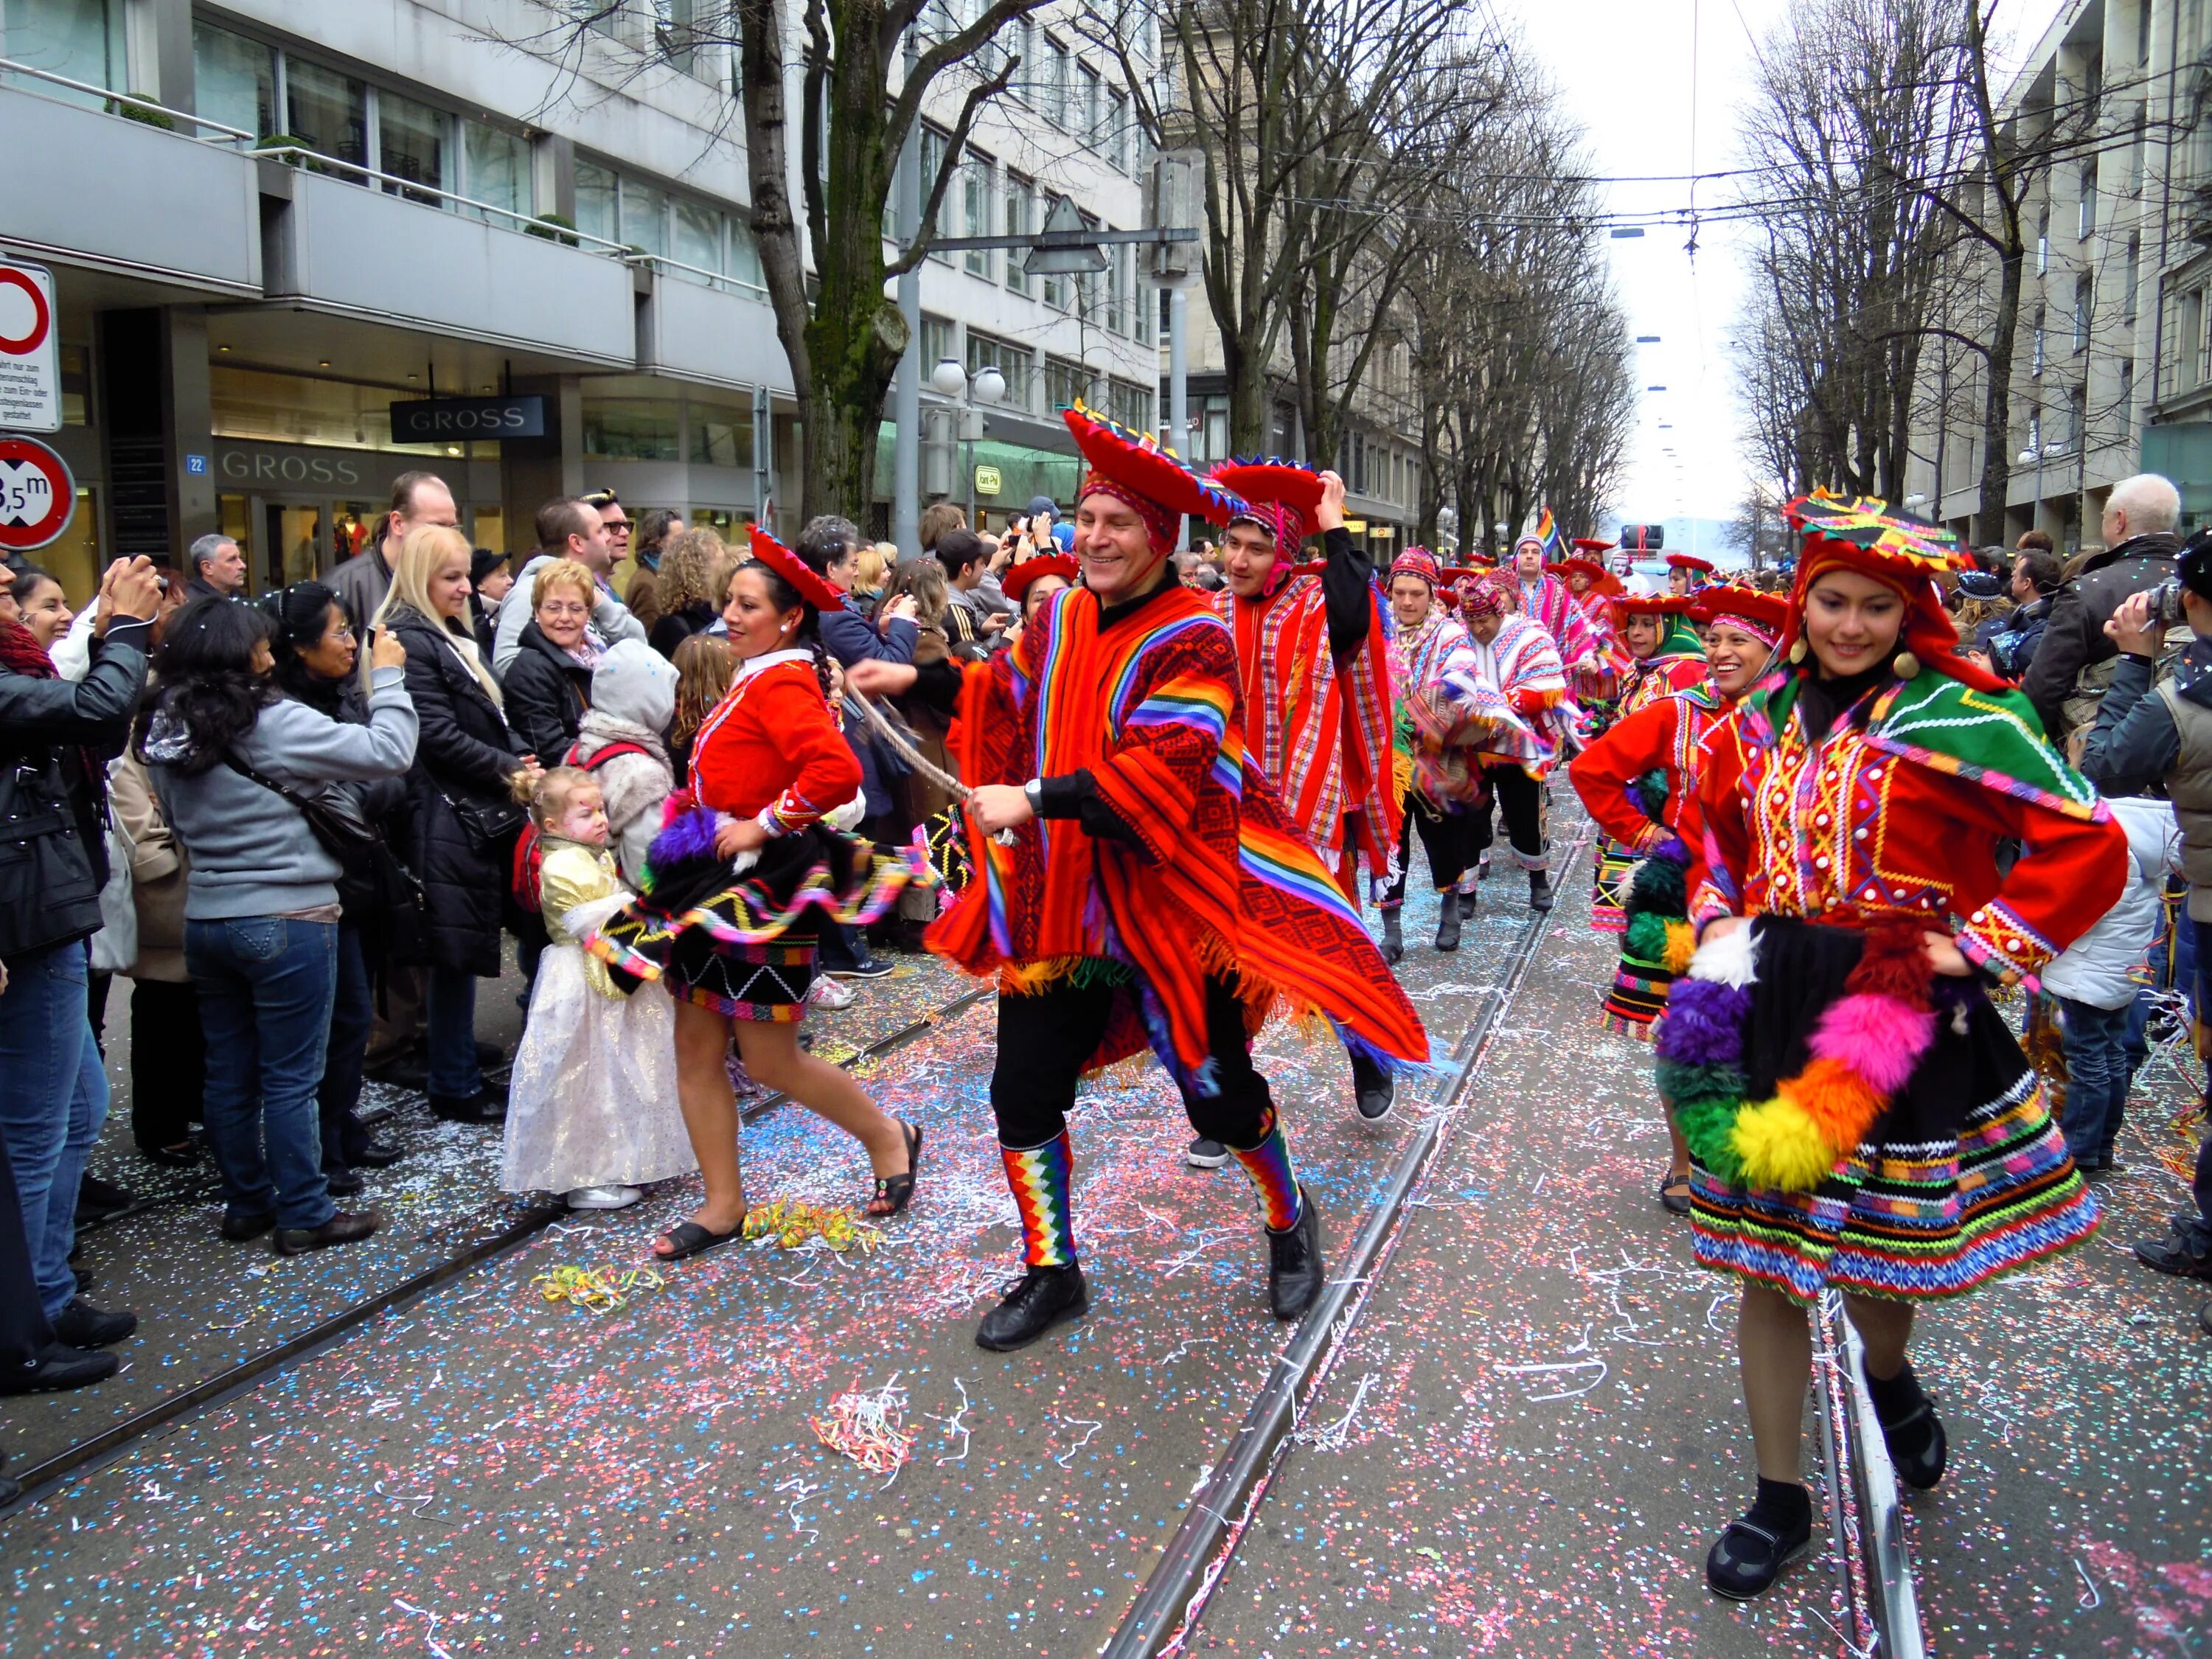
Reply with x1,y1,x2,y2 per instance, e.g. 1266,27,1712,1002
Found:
328,546,395,629
0,619,150,961
2041,795,2180,1010
819,597,919,818
502,621,594,762
573,641,678,885
386,607,526,976
625,559,664,635
2020,531,2183,742
108,753,189,983
1978,594,2053,681
280,667,414,933
648,600,718,661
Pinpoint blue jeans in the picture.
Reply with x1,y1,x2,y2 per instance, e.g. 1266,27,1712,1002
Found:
426,964,484,1099
0,940,108,1320
317,922,373,1172
186,916,338,1231
2056,996,2132,1165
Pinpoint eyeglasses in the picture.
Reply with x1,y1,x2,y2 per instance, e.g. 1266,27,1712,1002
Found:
539,600,592,619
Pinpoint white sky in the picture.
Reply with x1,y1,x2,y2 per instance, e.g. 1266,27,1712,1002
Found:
1500,0,2069,532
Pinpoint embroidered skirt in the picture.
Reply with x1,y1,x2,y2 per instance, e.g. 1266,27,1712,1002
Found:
1599,852,1690,1039
1687,916,2098,1306
1591,836,1639,934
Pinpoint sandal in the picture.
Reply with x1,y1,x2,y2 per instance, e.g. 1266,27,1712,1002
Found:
1659,1172,1693,1216
653,1216,745,1262
867,1120,924,1218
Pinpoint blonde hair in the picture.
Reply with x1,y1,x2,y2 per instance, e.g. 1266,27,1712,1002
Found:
669,633,736,758
852,544,888,597
510,763,599,828
369,524,502,704
657,527,731,616
531,557,597,613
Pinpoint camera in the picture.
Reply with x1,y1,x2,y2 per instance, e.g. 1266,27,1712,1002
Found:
2151,577,2190,627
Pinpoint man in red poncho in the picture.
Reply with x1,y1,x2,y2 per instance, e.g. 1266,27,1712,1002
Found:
850,406,1427,1354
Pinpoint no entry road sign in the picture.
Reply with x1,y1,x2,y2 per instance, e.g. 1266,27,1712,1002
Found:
0,434,75,552
0,259,60,434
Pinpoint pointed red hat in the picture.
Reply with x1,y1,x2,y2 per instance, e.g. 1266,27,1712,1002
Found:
1066,402,1245,554
746,524,846,613
1207,458,1325,550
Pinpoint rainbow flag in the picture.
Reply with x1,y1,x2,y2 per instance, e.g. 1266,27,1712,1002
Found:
1535,506,1570,566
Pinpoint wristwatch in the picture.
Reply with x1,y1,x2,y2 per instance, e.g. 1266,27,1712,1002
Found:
1023,776,1044,817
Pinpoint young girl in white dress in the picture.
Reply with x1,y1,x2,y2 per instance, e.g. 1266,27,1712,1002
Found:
502,766,695,1210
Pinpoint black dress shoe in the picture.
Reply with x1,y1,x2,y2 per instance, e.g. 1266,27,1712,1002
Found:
1874,1397,1949,1490
324,1167,365,1197
429,1085,507,1124
0,1340,119,1395
1267,1186,1324,1321
475,1040,507,1069
52,1297,137,1349
975,1265,1089,1352
364,1052,429,1089
72,1265,95,1293
74,1174,135,1222
271,1211,381,1256
1705,1505,1813,1599
352,1138,405,1169
220,1208,277,1242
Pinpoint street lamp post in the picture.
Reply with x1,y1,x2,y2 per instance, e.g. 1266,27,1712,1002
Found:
932,358,1005,521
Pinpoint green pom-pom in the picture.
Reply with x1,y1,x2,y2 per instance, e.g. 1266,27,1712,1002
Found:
1674,1096,1745,1183
1624,911,1671,964
1656,1061,1745,1107
1627,852,1686,917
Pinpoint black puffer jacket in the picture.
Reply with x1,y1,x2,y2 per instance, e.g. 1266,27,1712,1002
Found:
385,608,524,976
0,621,150,960
2020,531,2183,738
501,621,593,762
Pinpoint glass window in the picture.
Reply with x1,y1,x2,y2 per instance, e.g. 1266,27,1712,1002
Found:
1079,65,1101,142
574,160,618,245
1107,378,1150,432
1004,176,1030,294
4,0,119,103
967,330,1033,410
192,21,276,138
378,88,448,204
920,313,953,373
690,399,754,467
672,198,723,277
1046,38,1070,125
729,215,765,292
464,120,530,223
58,340,89,425
285,58,369,178
622,178,669,255
209,364,457,455
963,152,991,276
1044,357,1091,412
582,397,680,462
919,128,950,261
1107,87,1130,171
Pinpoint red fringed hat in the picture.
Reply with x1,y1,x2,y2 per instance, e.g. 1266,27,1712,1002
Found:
1666,552,1717,576
1571,537,1617,555
1208,458,1324,550
1556,557,1608,584
746,524,846,613
1778,495,2000,691
1004,552,1078,605
1604,590,1700,627
1066,402,1245,554
1689,582,1789,647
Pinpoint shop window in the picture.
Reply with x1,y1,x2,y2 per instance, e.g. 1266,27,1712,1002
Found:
689,506,747,538
3,0,122,104
192,20,276,137
378,88,448,205
285,58,369,179
574,161,619,246
582,397,680,462
672,198,723,278
209,364,456,456
464,119,530,225
38,487,100,607
623,179,669,257
471,505,507,554
691,400,754,468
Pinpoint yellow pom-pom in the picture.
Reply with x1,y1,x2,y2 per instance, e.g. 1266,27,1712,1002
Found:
1662,919,1698,975
1729,1096,1843,1192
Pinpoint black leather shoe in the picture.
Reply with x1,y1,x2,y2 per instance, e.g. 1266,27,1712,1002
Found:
975,1265,1089,1352
1433,904,1462,952
429,1085,507,1124
352,1138,405,1169
52,1297,137,1349
1379,909,1404,965
364,1052,429,1089
475,1040,507,1069
1528,869,1555,911
0,1340,120,1394
72,1265,95,1293
1349,1051,1394,1125
1705,1506,1812,1599
1875,1397,1949,1490
220,1208,276,1242
324,1167,365,1197
1267,1186,1324,1321
74,1175,134,1223
271,1211,381,1256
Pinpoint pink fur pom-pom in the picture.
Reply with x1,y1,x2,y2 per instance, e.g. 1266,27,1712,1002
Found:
1806,994,1935,1097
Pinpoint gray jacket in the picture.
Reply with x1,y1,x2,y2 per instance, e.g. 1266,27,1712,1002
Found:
492,554,647,679
328,544,397,630
147,665,419,921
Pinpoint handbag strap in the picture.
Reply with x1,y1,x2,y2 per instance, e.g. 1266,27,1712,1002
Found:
221,750,318,817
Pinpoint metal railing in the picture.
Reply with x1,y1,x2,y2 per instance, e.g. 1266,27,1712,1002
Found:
0,56,254,140
624,249,771,305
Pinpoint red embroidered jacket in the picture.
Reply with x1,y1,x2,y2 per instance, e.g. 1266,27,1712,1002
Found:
1569,684,1725,858
689,654,859,835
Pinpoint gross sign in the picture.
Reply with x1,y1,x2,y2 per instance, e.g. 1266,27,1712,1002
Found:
0,434,76,552
389,394,548,443
974,465,1003,497
0,259,61,434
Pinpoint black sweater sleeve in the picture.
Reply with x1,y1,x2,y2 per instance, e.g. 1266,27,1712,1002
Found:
1319,525,1374,660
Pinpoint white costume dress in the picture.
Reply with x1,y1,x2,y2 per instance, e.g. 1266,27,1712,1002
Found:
501,839,695,1195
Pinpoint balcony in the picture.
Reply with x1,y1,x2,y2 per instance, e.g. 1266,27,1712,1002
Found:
636,260,787,391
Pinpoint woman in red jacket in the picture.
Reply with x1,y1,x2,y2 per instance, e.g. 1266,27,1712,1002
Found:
1664,509,2125,1601
1587,593,1707,932
589,531,931,1262
1568,584,1785,1214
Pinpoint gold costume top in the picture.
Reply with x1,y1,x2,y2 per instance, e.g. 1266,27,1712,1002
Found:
541,839,627,998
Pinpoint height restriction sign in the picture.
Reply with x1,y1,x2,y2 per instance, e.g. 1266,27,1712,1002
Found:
0,259,61,434
0,434,75,552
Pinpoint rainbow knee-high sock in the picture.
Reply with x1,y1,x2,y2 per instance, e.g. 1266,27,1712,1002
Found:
1229,1119,1304,1233
1001,1131,1076,1267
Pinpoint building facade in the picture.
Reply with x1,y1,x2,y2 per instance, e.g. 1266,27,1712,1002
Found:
1905,0,2212,548
1,0,1158,602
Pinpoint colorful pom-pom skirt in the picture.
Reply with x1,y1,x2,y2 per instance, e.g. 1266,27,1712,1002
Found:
1674,915,2098,1306
588,822,931,1023
1590,837,1639,934
1600,852,1692,1039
